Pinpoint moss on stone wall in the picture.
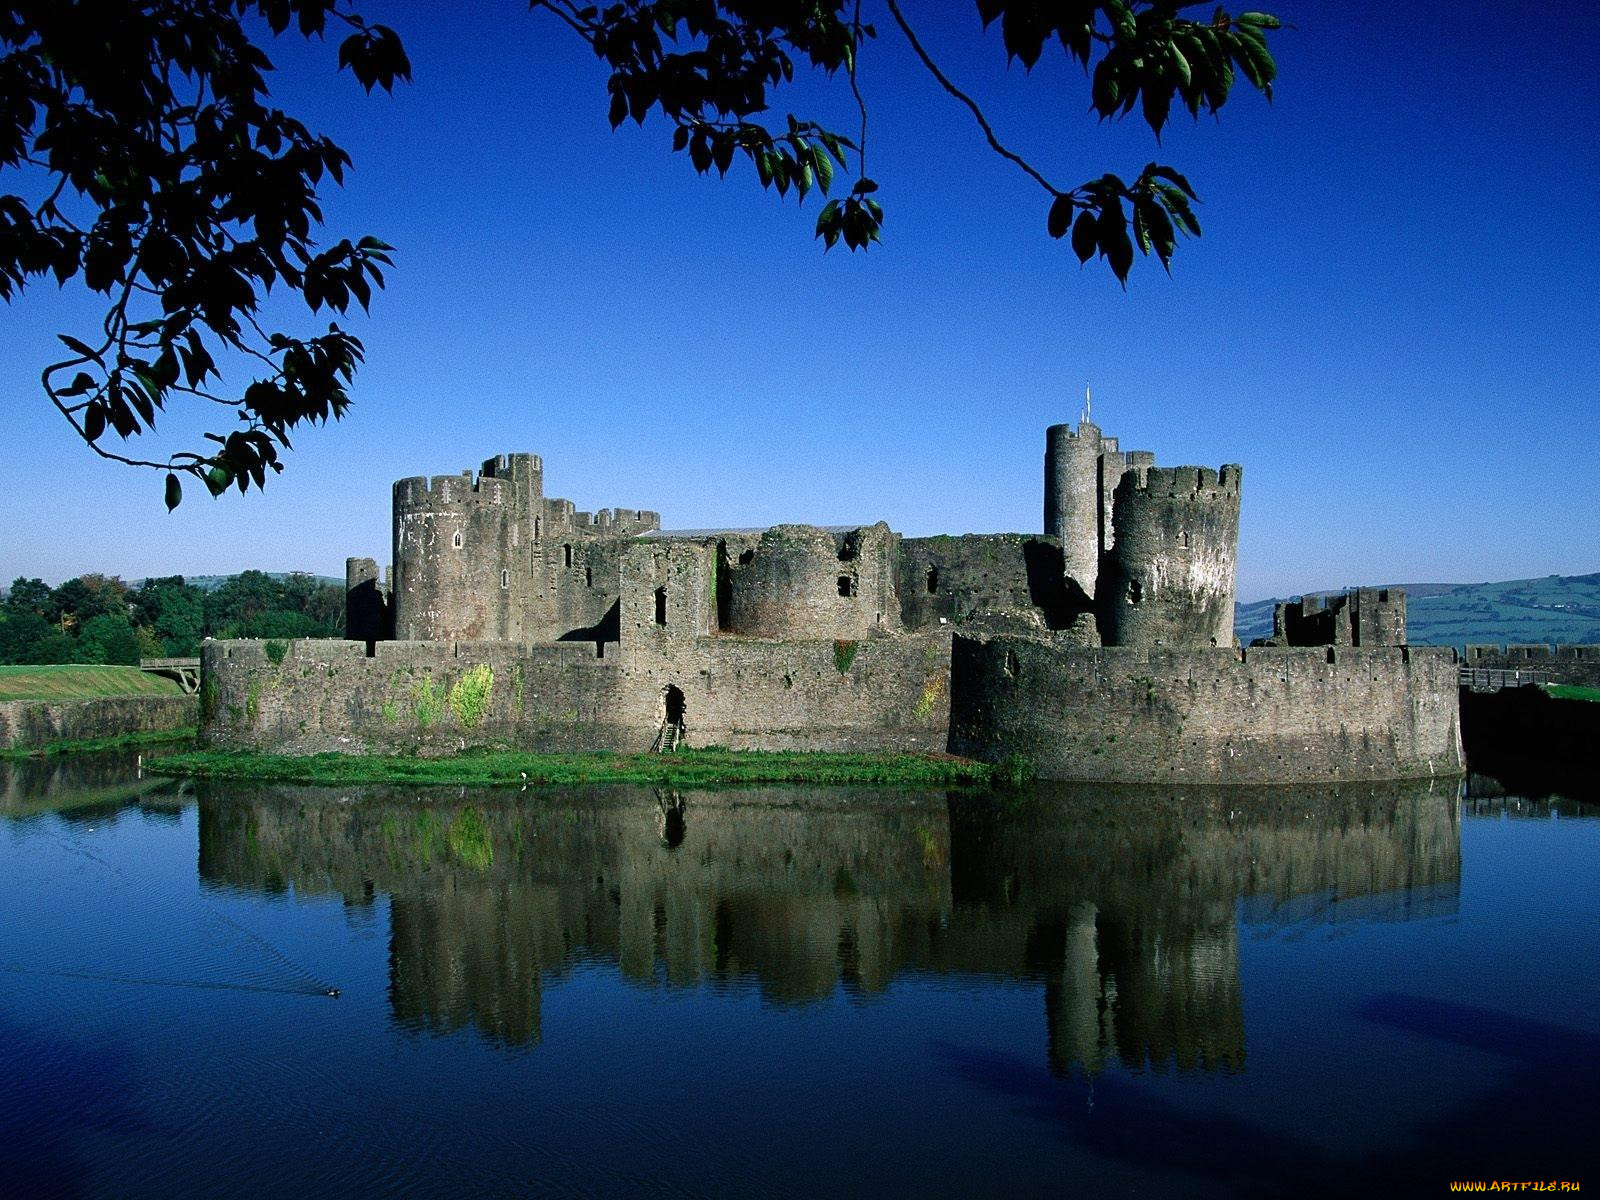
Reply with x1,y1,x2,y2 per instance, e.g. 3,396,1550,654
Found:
412,675,443,729
912,675,946,719
448,664,494,729
834,639,859,675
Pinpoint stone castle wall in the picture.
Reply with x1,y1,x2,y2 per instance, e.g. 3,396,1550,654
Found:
201,637,627,755
0,694,197,752
948,638,1463,783
1464,643,1600,688
201,629,952,757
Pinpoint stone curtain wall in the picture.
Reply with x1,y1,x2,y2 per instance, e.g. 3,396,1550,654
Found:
1464,644,1600,688
201,638,627,755
201,633,1462,779
201,630,954,756
0,695,197,751
619,630,956,753
949,638,1463,783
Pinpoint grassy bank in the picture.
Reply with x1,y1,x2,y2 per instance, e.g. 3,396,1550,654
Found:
0,728,197,761
145,746,1018,789
1547,684,1600,703
0,665,185,702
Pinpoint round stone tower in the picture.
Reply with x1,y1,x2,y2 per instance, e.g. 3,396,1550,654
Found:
390,454,543,641
1100,464,1242,649
1044,421,1104,596
725,523,900,640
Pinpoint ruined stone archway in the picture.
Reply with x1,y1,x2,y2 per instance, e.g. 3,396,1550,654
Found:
663,684,686,728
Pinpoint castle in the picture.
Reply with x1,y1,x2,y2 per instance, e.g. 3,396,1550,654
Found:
200,416,1465,782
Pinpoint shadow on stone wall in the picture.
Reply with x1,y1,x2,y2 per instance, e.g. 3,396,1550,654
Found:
197,779,1461,1073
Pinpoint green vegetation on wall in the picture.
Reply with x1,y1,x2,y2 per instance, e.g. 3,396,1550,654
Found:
447,664,494,729
833,639,859,675
411,675,443,729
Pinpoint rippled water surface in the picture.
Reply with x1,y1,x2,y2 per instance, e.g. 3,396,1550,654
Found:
2,754,1597,1198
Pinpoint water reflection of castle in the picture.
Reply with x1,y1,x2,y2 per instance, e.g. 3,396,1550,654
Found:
198,782,1460,1075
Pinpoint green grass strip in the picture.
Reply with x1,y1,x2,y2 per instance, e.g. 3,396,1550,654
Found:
0,727,197,761
145,746,1020,789
1546,684,1600,703
0,665,186,702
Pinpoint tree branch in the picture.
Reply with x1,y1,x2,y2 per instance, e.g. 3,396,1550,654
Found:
884,0,1062,197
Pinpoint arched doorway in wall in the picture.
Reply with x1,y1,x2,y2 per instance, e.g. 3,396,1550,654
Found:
663,684,686,729
654,683,688,753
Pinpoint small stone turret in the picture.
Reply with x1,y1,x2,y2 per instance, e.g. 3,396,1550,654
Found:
1266,588,1407,647
344,556,390,643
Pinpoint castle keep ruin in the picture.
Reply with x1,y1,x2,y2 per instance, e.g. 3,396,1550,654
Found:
201,419,1465,783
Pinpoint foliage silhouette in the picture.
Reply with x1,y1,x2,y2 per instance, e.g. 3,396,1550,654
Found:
3,2,1278,502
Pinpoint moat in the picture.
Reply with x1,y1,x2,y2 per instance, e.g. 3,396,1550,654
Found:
3,754,1595,1197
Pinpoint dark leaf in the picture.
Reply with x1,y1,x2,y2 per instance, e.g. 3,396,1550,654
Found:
1070,210,1097,263
1047,194,1074,240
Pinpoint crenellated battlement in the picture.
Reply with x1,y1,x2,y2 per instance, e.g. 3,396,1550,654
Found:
393,472,513,509
1117,463,1243,499
564,506,661,534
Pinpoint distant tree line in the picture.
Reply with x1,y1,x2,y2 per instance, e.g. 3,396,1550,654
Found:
0,571,343,665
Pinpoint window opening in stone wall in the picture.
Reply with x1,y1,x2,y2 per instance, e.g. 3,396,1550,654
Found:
926,566,939,594
535,517,541,539
654,587,667,626
452,530,463,550
1182,531,1190,548
663,684,686,726
739,549,754,565
501,569,509,589
838,575,856,598
585,567,593,587
1127,579,1143,605
715,540,731,631
564,544,573,568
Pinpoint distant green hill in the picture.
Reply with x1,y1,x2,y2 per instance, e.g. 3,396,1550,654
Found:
1236,573,1600,648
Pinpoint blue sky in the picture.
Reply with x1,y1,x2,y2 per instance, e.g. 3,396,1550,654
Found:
2,0,1596,600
